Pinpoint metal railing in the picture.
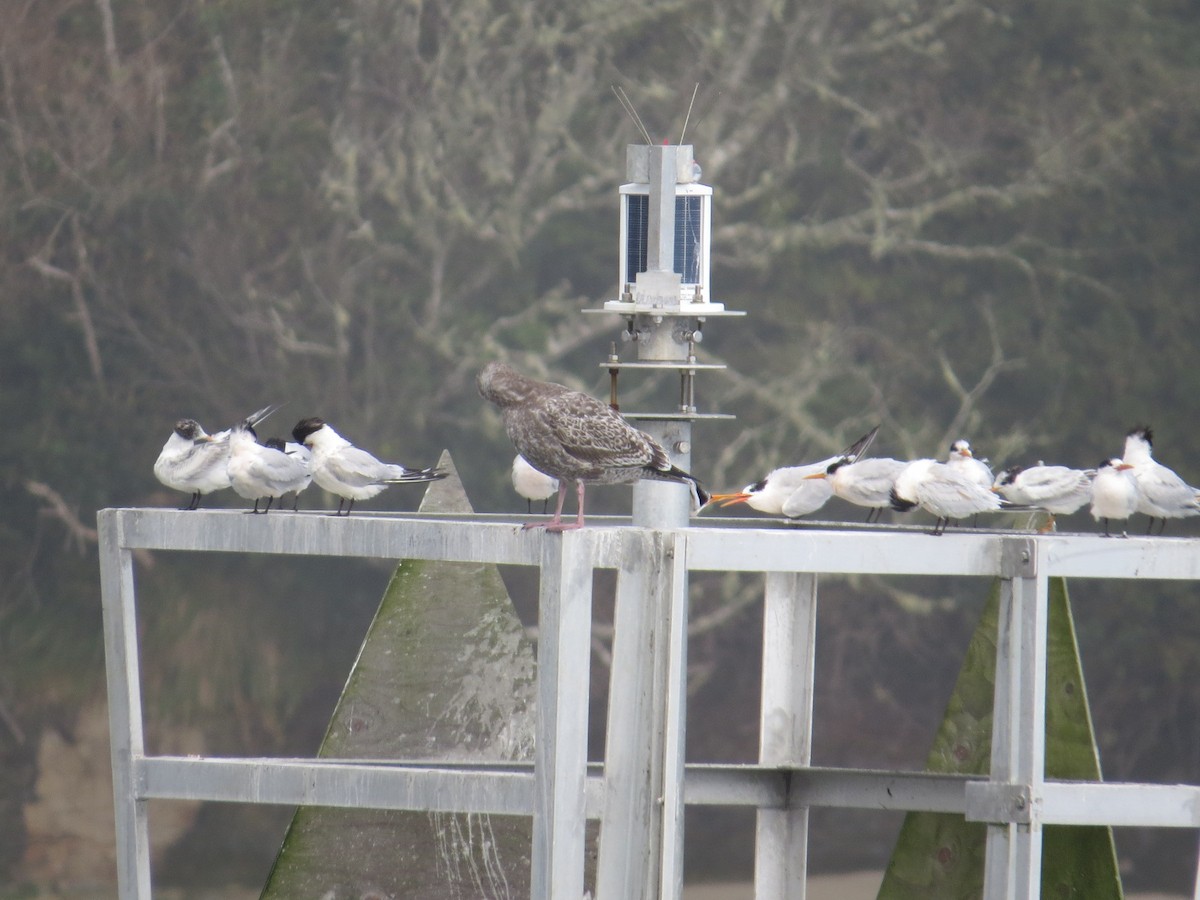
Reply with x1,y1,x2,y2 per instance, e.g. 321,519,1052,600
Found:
98,507,1200,899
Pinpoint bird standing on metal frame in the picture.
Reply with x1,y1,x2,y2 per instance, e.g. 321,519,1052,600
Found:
477,361,709,531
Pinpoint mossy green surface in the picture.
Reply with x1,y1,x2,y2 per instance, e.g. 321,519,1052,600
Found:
878,578,1123,900
261,452,537,899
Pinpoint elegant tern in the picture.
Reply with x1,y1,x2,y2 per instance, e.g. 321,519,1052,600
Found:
992,464,1094,530
291,417,446,516
709,426,880,519
1090,458,1139,537
263,437,313,510
1121,427,1200,533
512,454,559,514
803,455,908,523
945,439,994,489
153,404,277,509
227,424,312,513
890,457,1003,535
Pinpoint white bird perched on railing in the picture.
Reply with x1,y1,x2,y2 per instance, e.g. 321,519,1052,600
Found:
154,404,277,510
227,424,312,514
512,454,559,514
476,361,709,531
803,455,908,523
992,464,1095,531
709,426,879,520
1090,458,1140,537
890,458,1003,535
263,437,312,510
291,417,446,516
946,439,993,488
1121,426,1200,534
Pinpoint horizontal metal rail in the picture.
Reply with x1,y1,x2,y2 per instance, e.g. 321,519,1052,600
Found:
103,508,1200,580
134,756,1200,830
98,507,1200,900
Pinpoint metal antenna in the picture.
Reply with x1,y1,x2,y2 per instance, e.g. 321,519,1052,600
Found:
678,83,700,145
612,85,653,145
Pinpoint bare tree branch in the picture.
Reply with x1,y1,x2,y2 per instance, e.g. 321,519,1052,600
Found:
25,480,97,555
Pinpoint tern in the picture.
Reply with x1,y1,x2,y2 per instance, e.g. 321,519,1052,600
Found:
803,456,908,523
512,454,559,514
946,439,994,489
1121,427,1200,534
291,417,446,516
890,458,1003,535
154,404,277,509
945,439,994,526
476,361,709,531
992,464,1095,531
226,425,312,514
710,426,880,519
1090,458,1139,537
263,438,313,510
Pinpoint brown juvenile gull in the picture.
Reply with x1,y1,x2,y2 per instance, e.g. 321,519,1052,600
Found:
477,361,710,531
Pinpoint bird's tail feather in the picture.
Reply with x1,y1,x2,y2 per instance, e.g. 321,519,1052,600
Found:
381,466,448,484
645,465,710,507
889,486,918,512
245,403,281,428
841,425,880,464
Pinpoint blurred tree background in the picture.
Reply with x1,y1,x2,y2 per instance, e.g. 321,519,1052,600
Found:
2,0,1200,893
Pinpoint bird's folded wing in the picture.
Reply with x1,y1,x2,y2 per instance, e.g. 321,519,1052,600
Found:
323,446,390,487
252,451,309,493
540,397,658,469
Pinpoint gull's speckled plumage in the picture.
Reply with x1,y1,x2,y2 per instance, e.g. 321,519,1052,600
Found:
477,361,707,529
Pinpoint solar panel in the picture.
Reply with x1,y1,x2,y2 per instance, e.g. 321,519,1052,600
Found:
623,194,704,284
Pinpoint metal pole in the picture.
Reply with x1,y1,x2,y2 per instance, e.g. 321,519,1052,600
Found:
630,143,693,531
645,145,677,275
596,530,688,900
531,531,595,899
98,511,152,898
983,545,1048,900
755,572,818,899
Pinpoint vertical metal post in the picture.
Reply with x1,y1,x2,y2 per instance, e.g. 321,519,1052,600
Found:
531,531,595,900
658,532,690,900
983,560,1048,900
645,145,677,274
98,511,152,898
1192,832,1200,900
596,530,688,900
632,419,693,529
755,572,818,900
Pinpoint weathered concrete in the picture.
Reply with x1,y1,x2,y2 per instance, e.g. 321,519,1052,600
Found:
260,451,538,899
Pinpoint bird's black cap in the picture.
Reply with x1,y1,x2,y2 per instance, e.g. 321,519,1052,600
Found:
292,417,326,444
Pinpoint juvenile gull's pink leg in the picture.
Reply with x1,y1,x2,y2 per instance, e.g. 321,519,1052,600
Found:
547,481,586,532
523,482,569,530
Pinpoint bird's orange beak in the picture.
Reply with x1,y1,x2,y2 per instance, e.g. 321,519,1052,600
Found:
709,492,752,508
803,472,827,480
1116,462,1134,471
